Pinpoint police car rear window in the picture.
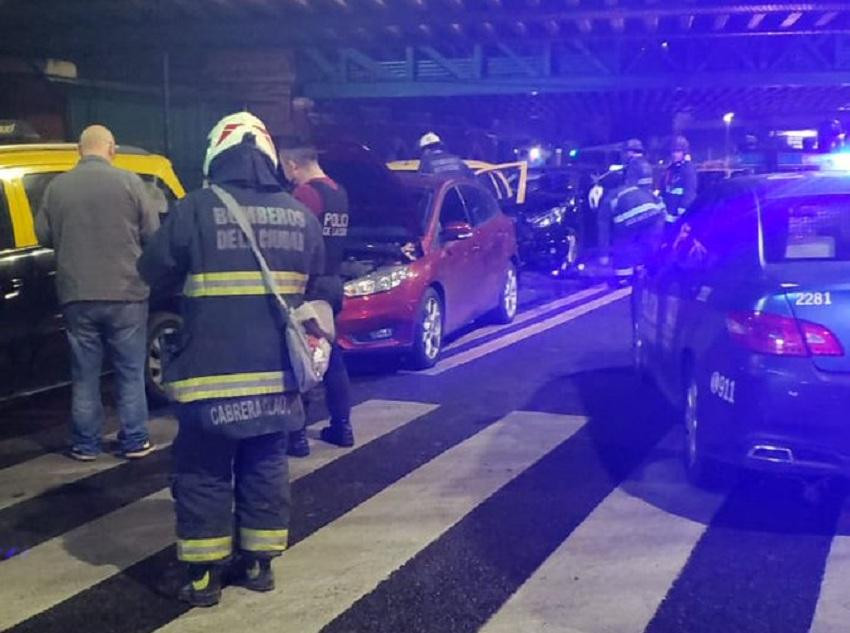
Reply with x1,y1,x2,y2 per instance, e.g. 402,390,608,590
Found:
762,195,850,262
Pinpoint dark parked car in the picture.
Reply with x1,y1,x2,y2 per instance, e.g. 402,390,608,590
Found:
505,168,581,277
633,171,850,486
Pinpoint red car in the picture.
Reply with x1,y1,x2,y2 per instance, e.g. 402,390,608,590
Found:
322,145,519,368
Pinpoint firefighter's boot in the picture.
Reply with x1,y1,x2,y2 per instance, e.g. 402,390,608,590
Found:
229,554,275,592
287,428,310,457
177,564,222,607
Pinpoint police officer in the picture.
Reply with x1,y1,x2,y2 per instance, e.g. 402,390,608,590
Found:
663,135,698,224
417,132,474,178
597,139,666,281
278,138,354,457
138,113,325,607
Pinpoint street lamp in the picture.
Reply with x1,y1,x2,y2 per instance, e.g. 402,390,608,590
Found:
723,112,735,170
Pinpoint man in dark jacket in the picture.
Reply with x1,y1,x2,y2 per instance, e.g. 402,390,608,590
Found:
279,139,354,457
138,113,325,607
417,132,474,178
36,124,159,461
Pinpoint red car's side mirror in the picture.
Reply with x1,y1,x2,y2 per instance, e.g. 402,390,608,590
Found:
441,221,474,241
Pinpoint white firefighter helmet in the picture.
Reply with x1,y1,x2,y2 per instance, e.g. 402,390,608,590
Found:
419,131,441,149
203,112,278,177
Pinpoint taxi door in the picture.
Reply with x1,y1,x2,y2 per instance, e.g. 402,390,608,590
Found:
0,179,27,396
0,174,62,397
10,166,70,391
473,161,529,207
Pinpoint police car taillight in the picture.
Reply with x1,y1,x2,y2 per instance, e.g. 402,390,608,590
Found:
800,321,844,356
726,311,843,357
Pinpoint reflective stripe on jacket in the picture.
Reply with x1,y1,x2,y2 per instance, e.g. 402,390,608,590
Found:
183,271,308,297
138,184,325,404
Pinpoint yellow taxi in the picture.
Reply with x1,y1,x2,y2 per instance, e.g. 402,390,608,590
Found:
0,143,185,403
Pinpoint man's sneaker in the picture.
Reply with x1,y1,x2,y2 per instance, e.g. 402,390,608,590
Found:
320,421,354,448
68,449,97,462
177,565,222,607
123,441,156,460
287,429,310,457
228,555,275,592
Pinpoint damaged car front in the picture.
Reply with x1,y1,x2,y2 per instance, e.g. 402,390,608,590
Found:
335,185,434,354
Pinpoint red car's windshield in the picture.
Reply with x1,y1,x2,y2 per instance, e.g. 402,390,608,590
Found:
349,188,433,241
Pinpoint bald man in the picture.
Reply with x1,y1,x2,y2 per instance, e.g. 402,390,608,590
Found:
36,125,160,461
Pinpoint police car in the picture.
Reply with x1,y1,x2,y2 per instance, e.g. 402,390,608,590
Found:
632,170,850,486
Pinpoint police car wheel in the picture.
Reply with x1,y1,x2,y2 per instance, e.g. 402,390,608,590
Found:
683,374,723,489
492,264,518,324
145,311,182,406
411,289,443,370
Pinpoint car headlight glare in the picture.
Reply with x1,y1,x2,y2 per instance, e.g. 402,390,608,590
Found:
344,265,415,297
530,206,567,228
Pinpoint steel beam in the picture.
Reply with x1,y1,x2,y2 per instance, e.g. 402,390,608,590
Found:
303,70,850,99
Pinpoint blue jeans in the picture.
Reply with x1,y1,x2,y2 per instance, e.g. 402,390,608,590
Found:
63,301,150,455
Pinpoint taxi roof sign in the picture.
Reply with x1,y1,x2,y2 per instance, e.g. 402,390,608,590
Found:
0,120,41,144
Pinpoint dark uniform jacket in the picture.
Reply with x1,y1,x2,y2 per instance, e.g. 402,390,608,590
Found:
598,185,666,251
294,178,350,314
663,160,698,223
138,145,325,412
419,147,474,178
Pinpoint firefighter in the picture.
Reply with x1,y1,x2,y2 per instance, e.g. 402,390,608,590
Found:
597,146,666,282
663,135,698,224
138,112,325,607
417,132,474,178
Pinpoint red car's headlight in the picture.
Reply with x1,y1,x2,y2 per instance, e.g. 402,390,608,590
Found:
344,265,416,298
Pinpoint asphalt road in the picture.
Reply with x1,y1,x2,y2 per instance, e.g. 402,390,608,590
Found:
1,272,849,633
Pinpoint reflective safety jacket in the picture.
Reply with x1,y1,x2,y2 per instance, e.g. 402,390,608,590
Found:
598,185,666,251
138,183,324,404
663,160,698,223
419,148,474,178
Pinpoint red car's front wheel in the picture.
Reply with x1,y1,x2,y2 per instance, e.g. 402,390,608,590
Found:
410,288,443,369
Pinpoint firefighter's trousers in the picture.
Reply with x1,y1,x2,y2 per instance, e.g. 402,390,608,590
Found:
172,408,290,564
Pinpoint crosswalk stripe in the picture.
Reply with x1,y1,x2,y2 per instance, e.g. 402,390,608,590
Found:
443,285,609,353
481,429,725,633
153,411,586,633
423,287,631,376
644,480,841,633
807,505,850,633
0,399,436,631
0,415,177,511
